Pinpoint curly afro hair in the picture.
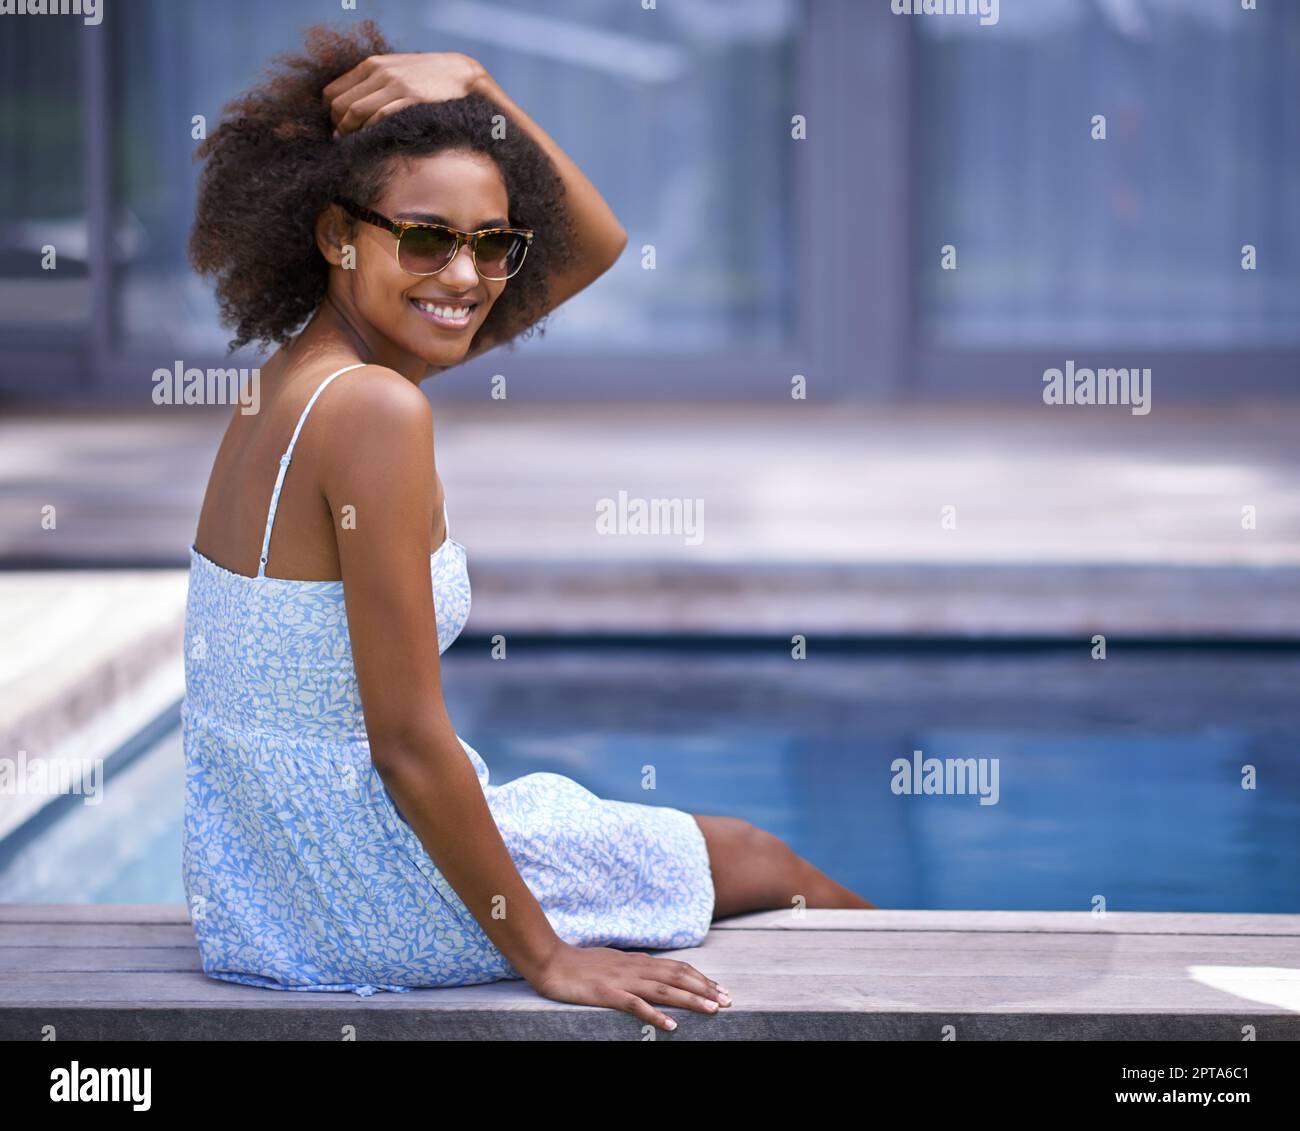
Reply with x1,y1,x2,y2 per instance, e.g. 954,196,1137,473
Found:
189,20,578,354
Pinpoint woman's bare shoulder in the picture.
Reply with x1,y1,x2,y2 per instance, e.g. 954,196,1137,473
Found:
309,364,435,479
328,363,429,412
315,364,431,430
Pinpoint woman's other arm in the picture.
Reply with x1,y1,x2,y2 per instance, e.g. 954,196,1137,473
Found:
318,369,724,1031
323,370,557,978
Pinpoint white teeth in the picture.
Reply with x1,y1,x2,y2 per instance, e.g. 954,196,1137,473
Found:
415,300,472,321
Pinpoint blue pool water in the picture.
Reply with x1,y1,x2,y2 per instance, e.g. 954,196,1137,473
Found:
1,645,1297,912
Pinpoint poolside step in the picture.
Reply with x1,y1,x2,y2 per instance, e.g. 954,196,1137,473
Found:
4,401,1300,638
0,573,186,842
1,906,1296,1040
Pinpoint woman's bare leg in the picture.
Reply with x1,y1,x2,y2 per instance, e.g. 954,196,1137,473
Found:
692,814,876,920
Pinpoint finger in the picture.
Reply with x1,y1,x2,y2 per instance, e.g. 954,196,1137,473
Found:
327,68,391,127
671,958,723,991
643,957,728,1002
634,978,722,1017
611,989,677,1033
322,55,381,103
359,98,417,131
337,93,413,136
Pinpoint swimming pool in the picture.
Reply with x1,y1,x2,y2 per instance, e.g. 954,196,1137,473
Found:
2,643,1296,912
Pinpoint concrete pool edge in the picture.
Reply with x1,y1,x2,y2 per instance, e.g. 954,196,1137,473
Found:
459,561,1300,640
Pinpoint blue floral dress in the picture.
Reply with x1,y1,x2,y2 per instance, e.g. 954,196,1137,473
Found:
181,363,715,996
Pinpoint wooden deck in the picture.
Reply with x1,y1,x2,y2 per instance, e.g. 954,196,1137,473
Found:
2,906,1297,1040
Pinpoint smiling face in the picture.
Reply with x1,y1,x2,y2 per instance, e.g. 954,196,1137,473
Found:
319,147,513,373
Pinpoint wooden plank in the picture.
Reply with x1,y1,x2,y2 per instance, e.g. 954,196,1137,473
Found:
1,932,1294,978
4,905,1297,934
0,948,200,973
710,909,1300,935
0,923,201,947
1,1004,1292,1041
0,904,191,924
2,907,1297,1039
1,968,1295,1019
0,989,1294,1041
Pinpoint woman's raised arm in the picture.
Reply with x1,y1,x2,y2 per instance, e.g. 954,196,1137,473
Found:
324,52,629,357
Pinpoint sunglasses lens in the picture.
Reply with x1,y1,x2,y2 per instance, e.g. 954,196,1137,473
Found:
473,232,528,279
398,227,458,275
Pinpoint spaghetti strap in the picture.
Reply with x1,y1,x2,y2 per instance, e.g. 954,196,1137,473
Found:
256,362,366,578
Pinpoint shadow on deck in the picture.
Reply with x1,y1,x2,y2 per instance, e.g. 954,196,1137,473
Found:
2,906,1297,1040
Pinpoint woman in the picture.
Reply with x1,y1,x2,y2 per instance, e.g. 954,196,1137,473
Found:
183,21,873,1034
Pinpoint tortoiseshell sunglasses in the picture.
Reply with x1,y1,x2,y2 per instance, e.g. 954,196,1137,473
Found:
334,197,534,281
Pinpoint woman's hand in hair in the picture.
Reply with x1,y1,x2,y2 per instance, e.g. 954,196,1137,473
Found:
324,51,487,137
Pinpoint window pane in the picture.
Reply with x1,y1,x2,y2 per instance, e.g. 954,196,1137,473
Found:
915,0,1300,348
0,19,86,340
115,0,799,358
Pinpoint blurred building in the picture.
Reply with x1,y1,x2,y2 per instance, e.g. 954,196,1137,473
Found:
1,0,1295,405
